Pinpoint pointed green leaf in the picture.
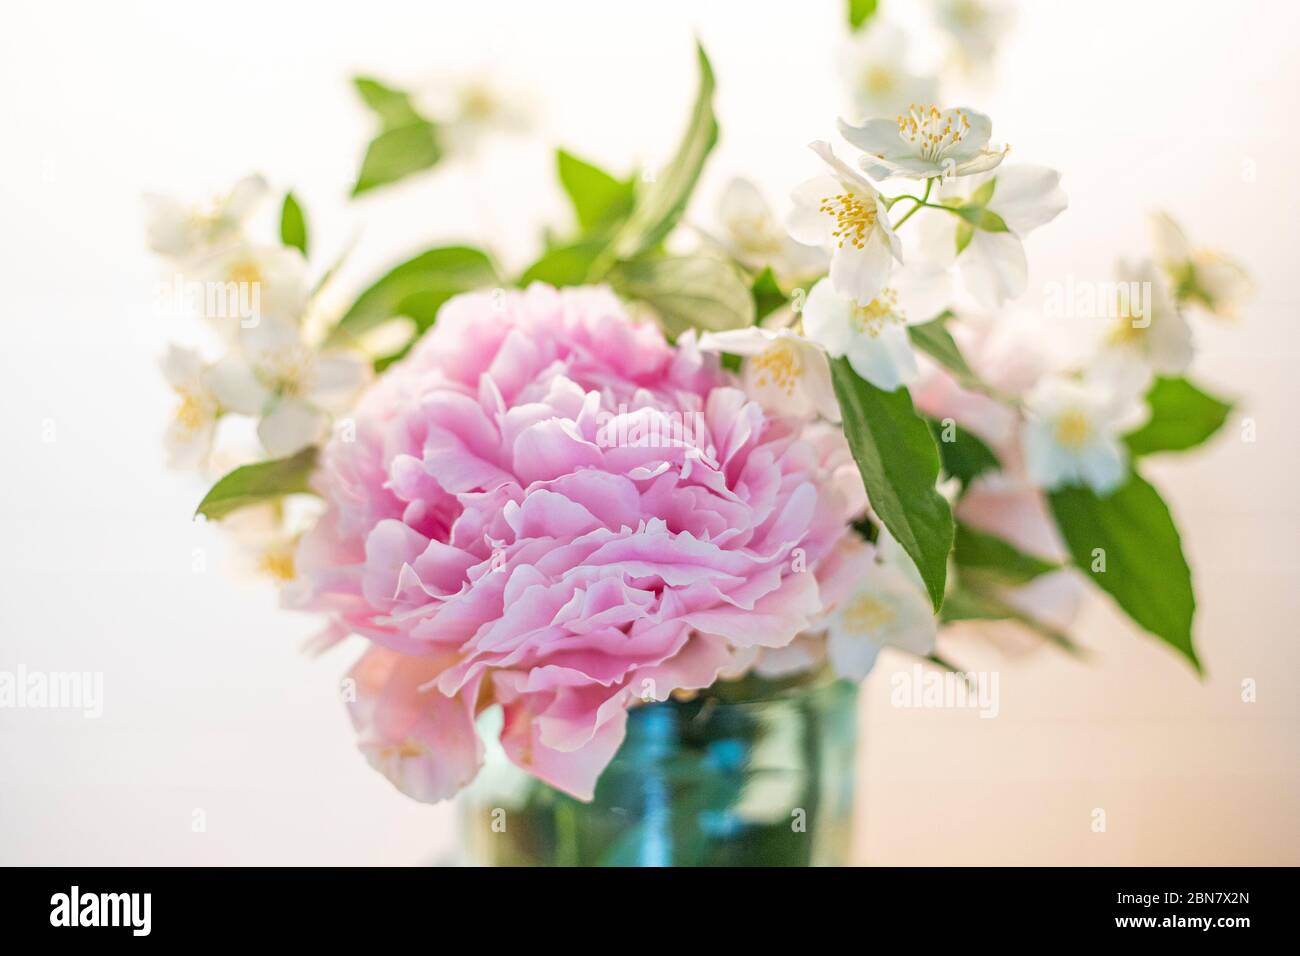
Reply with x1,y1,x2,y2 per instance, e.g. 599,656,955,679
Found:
518,239,606,287
195,448,318,521
941,582,1085,656
556,149,636,235
1049,470,1199,671
352,121,442,196
350,76,444,195
324,245,499,347
608,43,718,262
968,178,997,208
830,358,953,609
353,76,424,129
751,267,787,321
954,524,1059,586
1124,376,1234,456
909,315,975,380
954,204,1008,232
928,418,1000,489
279,192,308,257
955,220,975,255
847,0,879,30
608,255,754,337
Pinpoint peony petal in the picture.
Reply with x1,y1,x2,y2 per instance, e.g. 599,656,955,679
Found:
347,646,483,803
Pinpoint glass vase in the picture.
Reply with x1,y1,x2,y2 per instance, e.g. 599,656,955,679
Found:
458,675,859,866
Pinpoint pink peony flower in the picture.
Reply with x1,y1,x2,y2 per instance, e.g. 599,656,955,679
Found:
289,284,860,801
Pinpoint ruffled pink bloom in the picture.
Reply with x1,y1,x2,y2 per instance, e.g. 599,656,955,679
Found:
290,285,859,801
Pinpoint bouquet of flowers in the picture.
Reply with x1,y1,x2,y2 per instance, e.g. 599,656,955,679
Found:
148,3,1248,864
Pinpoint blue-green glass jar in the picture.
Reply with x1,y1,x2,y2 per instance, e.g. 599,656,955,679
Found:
459,675,858,866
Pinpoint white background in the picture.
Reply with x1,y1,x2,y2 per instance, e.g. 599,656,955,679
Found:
1,0,1297,864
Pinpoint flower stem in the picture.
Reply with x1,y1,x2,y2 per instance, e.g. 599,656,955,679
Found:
889,177,935,230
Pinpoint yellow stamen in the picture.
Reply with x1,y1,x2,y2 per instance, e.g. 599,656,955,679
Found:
256,344,316,397
896,104,972,162
257,550,297,582
1054,409,1092,449
227,260,263,288
173,389,206,431
843,593,896,634
1108,310,1147,346
851,289,903,337
862,66,896,96
819,191,877,249
752,342,802,395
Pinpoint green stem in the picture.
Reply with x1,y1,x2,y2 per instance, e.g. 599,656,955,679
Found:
889,177,935,230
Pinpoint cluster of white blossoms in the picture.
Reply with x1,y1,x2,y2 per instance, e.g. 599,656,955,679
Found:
701,95,1251,502
838,1,1016,125
147,176,371,470
702,100,1062,401
148,176,373,581
700,102,1050,675
1022,212,1252,494
695,72,1249,671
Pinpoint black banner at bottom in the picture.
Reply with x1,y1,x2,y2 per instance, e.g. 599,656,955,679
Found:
0,866,1281,941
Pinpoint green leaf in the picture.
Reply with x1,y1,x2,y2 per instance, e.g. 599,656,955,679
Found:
909,314,974,380
352,121,443,196
518,239,606,287
349,76,444,196
608,43,718,262
928,418,1000,489
955,220,975,255
608,255,754,337
353,76,424,129
910,314,1009,403
847,0,879,30
556,150,635,235
954,524,1059,586
195,448,318,521
279,192,308,257
830,358,954,609
941,582,1085,656
968,178,997,208
1124,376,1234,456
324,245,499,347
1049,470,1199,671
953,204,1009,232
751,267,788,321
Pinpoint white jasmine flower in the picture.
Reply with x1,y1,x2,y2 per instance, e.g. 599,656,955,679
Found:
786,141,902,304
931,0,1016,77
825,535,937,680
697,322,839,422
801,265,951,392
222,502,306,583
160,345,221,469
415,75,533,156
1102,258,1193,376
919,165,1068,307
716,178,827,280
1149,211,1253,321
839,105,1007,181
192,242,310,334
838,23,941,124
144,174,268,260
204,318,371,457
1022,364,1148,495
